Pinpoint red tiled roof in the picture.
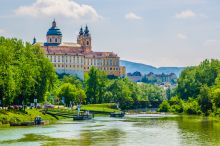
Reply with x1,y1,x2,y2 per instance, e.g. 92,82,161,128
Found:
85,52,118,58
42,43,118,58
44,46,84,55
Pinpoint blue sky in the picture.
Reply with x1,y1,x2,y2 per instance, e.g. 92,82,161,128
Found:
0,0,220,67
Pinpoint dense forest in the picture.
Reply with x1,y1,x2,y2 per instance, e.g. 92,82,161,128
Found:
53,67,166,109
1,37,220,115
0,37,57,108
159,59,220,116
0,37,165,110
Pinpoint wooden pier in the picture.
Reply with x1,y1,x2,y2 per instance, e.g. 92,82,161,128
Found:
110,112,125,117
44,110,94,120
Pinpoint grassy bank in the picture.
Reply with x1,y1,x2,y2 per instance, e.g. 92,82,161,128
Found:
47,103,120,114
0,109,57,128
0,103,120,127
81,103,120,113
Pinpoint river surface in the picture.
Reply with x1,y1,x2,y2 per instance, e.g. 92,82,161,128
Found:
0,114,220,146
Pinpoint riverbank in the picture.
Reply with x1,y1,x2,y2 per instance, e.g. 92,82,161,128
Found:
81,103,120,113
0,109,57,128
1,114,220,146
0,103,120,128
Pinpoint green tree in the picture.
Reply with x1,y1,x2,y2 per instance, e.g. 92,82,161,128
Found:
198,85,212,115
176,59,220,115
62,75,83,89
109,79,133,109
166,87,171,100
183,98,201,115
0,37,57,108
158,100,170,112
169,96,183,113
86,67,107,104
58,83,77,106
75,89,86,104
139,83,165,108
177,67,199,100
86,67,98,103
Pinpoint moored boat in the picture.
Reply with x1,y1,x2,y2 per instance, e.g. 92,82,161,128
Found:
73,111,93,120
110,112,125,117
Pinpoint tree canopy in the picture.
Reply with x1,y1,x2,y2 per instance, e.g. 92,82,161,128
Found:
161,59,220,116
0,37,57,107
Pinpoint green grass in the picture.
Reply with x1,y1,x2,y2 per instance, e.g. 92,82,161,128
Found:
81,103,120,113
0,103,120,127
46,103,120,115
0,109,57,127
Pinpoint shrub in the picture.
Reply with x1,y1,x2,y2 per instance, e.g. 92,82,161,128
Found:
169,96,184,113
158,100,170,112
183,98,201,115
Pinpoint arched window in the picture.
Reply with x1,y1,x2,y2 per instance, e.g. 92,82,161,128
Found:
50,38,52,43
87,41,89,45
55,38,57,43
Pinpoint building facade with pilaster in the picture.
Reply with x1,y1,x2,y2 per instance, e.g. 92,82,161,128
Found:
34,20,125,80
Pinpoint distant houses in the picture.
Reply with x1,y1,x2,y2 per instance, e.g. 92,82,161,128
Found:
127,71,142,82
127,71,177,85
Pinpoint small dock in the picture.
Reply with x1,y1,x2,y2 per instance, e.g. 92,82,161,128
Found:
73,114,93,120
110,112,125,117
44,110,94,121
9,116,49,126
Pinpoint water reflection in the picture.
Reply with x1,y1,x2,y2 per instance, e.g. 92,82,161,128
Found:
0,115,220,146
175,116,220,146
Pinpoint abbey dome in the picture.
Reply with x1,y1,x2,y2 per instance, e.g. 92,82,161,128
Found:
33,20,126,80
46,20,62,36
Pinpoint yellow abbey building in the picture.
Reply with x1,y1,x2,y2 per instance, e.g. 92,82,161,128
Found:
33,20,125,80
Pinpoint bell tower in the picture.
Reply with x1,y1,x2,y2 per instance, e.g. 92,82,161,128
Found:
77,25,92,53
45,19,62,46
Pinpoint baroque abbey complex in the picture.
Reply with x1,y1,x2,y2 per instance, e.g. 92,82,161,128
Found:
34,20,125,80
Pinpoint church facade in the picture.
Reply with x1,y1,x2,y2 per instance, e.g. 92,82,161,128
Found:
34,20,125,80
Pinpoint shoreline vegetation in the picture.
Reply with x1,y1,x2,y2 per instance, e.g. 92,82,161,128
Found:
2,108,220,128
0,109,57,128
158,59,220,118
1,102,220,128
0,37,166,120
1,37,220,129
0,103,120,128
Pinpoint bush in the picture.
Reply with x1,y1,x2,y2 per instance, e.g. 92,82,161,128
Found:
183,98,201,115
158,100,170,112
169,96,184,113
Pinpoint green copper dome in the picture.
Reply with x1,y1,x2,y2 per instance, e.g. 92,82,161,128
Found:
46,20,62,36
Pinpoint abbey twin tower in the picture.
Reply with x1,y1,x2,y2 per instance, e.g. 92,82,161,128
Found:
33,20,126,80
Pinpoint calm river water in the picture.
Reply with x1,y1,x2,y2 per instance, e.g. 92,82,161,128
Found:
0,114,220,146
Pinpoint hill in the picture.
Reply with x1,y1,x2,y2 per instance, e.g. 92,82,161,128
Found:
120,60,184,76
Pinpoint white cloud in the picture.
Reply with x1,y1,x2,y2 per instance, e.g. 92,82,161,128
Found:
176,0,206,4
177,33,188,39
0,29,8,36
204,39,220,47
15,0,101,21
125,12,142,20
0,29,5,34
205,39,217,44
176,10,197,19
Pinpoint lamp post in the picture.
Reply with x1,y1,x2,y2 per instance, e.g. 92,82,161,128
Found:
116,102,119,109
77,104,81,116
34,98,37,108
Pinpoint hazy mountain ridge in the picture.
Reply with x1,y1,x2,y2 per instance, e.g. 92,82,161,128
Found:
120,60,184,76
